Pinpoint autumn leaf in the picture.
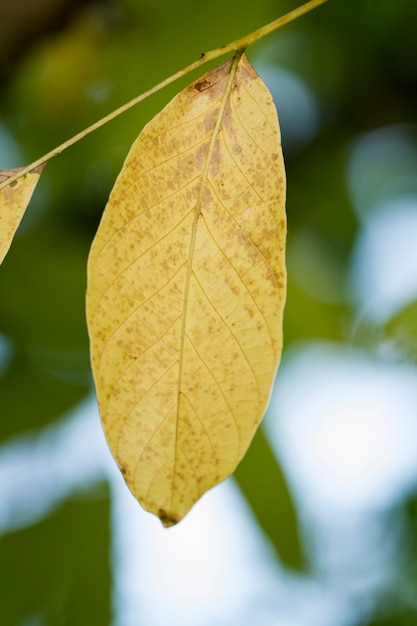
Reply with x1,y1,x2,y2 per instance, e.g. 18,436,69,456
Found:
0,165,45,265
87,52,286,526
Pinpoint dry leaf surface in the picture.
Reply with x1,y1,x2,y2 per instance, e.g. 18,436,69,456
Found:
0,165,45,265
87,53,286,526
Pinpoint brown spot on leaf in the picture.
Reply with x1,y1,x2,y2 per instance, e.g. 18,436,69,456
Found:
195,79,210,92
159,509,181,528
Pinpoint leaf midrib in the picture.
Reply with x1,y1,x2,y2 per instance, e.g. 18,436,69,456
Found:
171,51,244,506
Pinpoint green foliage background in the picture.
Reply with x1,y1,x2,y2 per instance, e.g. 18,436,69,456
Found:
1,0,417,624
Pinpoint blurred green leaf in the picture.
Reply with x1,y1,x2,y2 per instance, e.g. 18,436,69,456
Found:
0,196,91,440
0,213,90,351
287,136,357,259
352,299,417,364
0,489,111,626
0,347,89,441
385,300,417,362
234,426,304,571
284,274,348,345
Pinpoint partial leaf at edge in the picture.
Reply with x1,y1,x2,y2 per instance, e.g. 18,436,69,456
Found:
0,164,45,265
87,53,286,526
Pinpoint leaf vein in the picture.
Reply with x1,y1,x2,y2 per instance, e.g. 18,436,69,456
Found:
205,178,281,294
200,216,277,359
91,209,192,320
191,269,262,403
96,266,186,386
185,332,241,457
100,315,181,424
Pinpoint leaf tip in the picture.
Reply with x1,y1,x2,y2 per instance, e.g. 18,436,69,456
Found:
158,509,181,528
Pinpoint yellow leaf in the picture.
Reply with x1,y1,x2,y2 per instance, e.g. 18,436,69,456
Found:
87,53,286,526
0,165,45,265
